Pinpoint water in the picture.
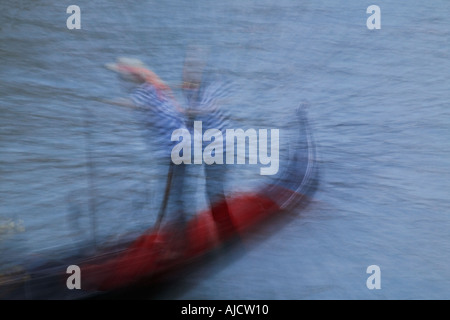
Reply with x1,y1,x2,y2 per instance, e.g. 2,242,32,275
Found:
1,0,450,299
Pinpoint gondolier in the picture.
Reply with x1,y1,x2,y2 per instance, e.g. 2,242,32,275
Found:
182,72,237,241
106,56,238,242
105,57,188,230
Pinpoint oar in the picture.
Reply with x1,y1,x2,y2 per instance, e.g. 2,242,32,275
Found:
95,98,175,232
153,162,174,231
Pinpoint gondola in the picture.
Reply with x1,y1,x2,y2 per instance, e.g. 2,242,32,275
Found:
0,105,317,299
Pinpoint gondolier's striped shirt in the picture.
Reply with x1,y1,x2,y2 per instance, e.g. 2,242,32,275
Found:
184,80,232,162
185,80,232,132
131,83,186,160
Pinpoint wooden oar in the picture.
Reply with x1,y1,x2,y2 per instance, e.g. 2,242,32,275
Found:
153,162,174,231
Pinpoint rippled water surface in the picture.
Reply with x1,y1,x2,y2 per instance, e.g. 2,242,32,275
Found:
1,0,449,299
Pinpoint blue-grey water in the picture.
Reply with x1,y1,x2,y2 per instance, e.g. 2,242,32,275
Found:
1,0,450,299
